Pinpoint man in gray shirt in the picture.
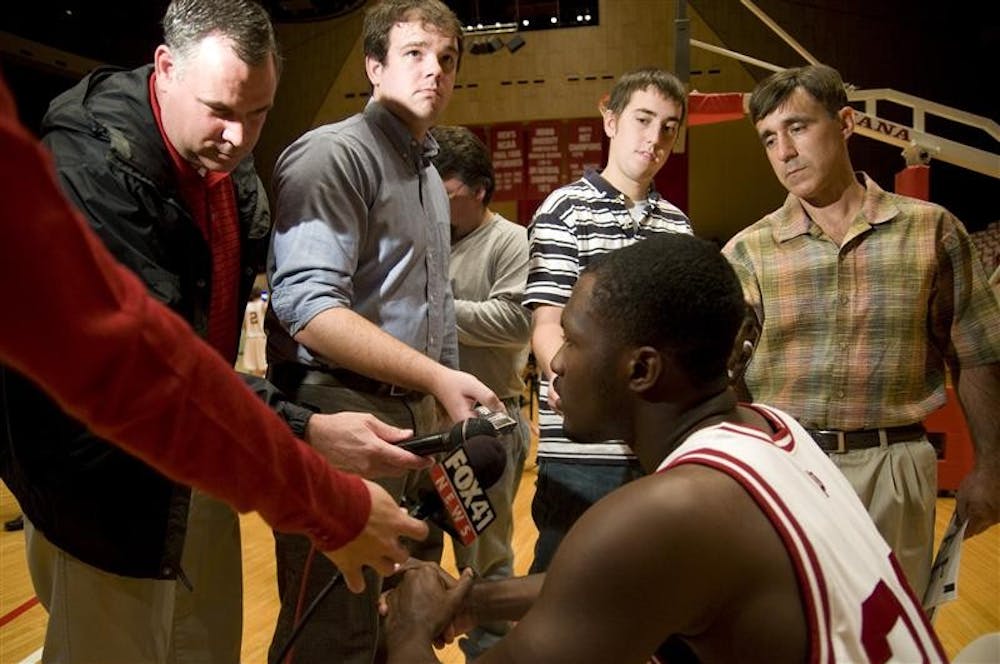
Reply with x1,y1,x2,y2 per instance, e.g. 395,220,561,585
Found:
431,125,531,661
265,1,500,662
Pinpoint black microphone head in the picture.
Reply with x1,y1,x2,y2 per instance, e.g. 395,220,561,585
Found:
461,434,506,490
459,417,497,442
409,434,507,544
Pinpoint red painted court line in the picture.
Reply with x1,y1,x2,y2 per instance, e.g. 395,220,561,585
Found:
0,596,40,628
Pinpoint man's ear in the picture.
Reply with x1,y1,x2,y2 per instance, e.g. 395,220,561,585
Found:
727,308,759,382
154,45,175,82
365,56,383,89
628,347,661,392
838,105,855,140
603,108,618,139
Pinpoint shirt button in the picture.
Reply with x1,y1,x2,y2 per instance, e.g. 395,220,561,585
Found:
837,390,846,399
839,295,849,305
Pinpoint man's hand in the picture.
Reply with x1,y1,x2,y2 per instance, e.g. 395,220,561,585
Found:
322,481,429,593
305,412,433,478
531,305,565,415
382,561,475,663
430,368,503,423
953,362,1000,538
546,377,563,415
956,463,1000,538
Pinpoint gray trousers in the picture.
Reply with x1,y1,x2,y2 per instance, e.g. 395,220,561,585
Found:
265,373,440,664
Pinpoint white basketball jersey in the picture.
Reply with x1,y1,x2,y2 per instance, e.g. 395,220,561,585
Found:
657,404,946,663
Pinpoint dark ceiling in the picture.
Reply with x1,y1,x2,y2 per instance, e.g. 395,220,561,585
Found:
0,1,368,69
0,1,594,70
2,0,996,228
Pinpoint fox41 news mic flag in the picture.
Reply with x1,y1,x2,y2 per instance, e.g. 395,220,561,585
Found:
430,443,498,545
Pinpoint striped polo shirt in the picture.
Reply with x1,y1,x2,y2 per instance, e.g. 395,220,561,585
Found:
525,170,692,463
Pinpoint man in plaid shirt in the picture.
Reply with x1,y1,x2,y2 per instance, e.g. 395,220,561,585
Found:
723,64,1000,598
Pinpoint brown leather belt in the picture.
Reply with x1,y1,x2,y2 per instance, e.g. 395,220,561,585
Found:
805,425,926,454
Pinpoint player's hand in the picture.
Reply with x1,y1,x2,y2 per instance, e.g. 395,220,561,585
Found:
379,560,478,647
305,411,432,478
321,481,428,593
382,560,475,654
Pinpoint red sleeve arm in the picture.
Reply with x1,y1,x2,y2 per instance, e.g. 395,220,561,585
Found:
0,78,369,552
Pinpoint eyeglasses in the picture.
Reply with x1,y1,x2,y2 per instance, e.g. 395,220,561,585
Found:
444,181,476,200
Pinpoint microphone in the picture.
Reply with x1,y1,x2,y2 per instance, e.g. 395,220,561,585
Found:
406,434,506,545
272,435,507,663
397,415,501,456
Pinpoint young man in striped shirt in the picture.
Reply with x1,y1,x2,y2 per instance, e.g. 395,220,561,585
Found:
523,67,693,573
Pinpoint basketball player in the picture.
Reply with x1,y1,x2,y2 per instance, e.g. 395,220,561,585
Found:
382,233,946,663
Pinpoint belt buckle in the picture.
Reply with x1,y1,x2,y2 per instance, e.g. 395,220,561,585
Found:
833,430,847,453
388,384,410,398
815,429,848,454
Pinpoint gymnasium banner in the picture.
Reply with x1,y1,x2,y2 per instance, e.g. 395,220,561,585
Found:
489,123,525,201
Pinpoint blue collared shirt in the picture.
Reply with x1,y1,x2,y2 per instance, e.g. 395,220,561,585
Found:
266,100,456,369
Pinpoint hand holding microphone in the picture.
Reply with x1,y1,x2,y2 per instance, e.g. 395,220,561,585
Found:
273,430,508,662
396,406,518,456
396,417,498,456
306,411,433,479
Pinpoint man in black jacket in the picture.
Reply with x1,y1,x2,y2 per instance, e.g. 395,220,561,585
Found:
0,1,427,662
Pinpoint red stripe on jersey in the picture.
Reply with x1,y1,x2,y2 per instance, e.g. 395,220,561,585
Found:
665,448,835,664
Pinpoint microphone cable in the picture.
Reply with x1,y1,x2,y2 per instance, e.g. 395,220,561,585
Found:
272,432,507,662
273,549,342,664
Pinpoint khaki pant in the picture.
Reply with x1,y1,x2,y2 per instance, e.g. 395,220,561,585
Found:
830,438,937,598
452,397,530,660
26,491,242,664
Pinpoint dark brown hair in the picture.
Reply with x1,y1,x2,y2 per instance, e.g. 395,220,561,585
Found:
749,64,847,124
363,0,463,66
604,68,687,122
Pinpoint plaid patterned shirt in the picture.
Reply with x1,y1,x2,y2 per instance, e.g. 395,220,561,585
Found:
723,173,1000,430
525,170,691,462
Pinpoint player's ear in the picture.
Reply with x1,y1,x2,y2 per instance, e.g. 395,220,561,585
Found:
628,347,661,392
